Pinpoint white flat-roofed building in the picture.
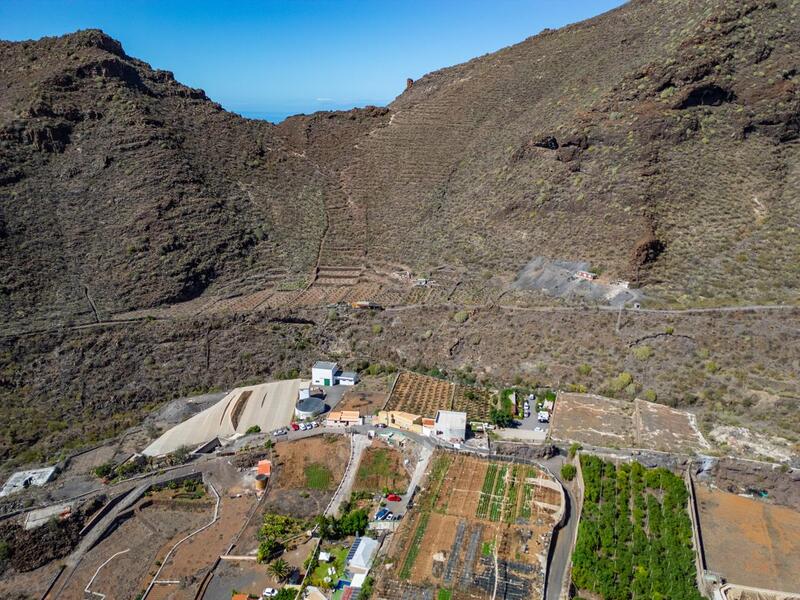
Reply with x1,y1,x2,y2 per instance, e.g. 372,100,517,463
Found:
337,371,359,386
312,361,339,386
434,410,467,443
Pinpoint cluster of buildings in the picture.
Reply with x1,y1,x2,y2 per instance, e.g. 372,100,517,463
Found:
375,409,467,444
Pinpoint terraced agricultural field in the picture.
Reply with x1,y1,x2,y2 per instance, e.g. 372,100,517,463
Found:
375,452,563,600
385,371,455,417
452,385,494,422
386,371,495,422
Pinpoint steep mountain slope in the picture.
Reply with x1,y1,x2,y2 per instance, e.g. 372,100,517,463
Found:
0,31,387,330
2,0,798,335
349,0,799,304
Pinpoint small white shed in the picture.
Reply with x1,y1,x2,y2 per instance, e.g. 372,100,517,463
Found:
312,361,339,386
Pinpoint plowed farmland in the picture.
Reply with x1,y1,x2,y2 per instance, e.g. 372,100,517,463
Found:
374,452,563,600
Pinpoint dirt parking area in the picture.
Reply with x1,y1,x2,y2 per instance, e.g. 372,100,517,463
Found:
696,485,800,593
634,399,709,453
550,392,635,447
339,389,388,416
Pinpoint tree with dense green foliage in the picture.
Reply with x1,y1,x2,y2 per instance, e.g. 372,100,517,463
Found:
489,407,514,428
245,425,261,434
275,589,298,600
268,557,291,581
315,508,368,539
561,464,577,481
571,455,703,600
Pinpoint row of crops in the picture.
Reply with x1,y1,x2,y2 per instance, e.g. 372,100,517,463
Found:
475,463,537,522
571,455,703,600
399,454,452,579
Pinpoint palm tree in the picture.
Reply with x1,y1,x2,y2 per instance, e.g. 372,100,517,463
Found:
268,557,290,582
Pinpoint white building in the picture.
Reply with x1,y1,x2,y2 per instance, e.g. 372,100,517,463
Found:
433,410,467,443
347,536,380,574
337,371,359,386
311,361,339,386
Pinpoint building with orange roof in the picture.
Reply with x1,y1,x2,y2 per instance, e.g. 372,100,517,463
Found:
257,459,272,477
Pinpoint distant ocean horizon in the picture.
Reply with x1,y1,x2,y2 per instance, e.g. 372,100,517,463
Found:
237,110,295,124
235,99,389,124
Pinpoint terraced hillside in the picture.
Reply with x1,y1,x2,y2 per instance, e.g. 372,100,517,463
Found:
351,0,800,305
3,0,799,337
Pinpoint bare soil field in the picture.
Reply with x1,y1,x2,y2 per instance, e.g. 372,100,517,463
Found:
634,399,710,453
551,392,713,454
550,393,635,448
57,501,211,600
354,441,410,494
271,435,349,491
696,485,800,593
0,561,61,599
257,435,350,518
146,493,255,600
374,453,561,600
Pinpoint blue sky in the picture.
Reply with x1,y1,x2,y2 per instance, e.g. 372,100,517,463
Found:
1,1,625,122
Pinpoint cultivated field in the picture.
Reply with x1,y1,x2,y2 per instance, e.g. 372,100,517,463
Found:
374,452,562,600
551,392,710,453
386,371,455,417
695,485,800,593
572,455,703,600
385,371,494,421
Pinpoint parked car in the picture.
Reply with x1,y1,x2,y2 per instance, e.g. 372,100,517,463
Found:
375,508,389,521
312,422,319,428
386,493,402,502
290,423,300,431
376,423,387,428
263,588,278,598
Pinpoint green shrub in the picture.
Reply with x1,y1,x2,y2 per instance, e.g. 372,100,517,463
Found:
372,324,383,335
561,464,578,481
632,346,653,361
643,389,658,402
245,425,261,435
577,363,592,376
568,443,583,459
453,311,469,323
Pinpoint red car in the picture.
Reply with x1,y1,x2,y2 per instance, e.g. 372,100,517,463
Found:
386,494,402,502
290,422,300,431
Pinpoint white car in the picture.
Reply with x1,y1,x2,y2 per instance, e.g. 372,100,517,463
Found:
263,588,278,598
312,422,319,428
